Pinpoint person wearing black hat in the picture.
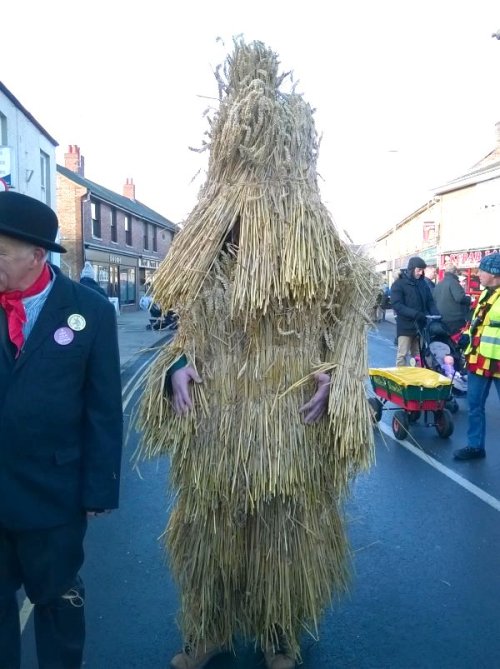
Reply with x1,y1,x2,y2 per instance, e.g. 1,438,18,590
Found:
0,191,123,669
454,252,500,460
390,255,440,366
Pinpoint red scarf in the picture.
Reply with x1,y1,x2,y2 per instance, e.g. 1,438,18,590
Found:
0,263,51,356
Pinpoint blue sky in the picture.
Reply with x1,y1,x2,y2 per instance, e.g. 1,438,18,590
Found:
4,0,500,241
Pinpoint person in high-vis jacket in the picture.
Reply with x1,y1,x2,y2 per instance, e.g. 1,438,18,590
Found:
454,252,500,460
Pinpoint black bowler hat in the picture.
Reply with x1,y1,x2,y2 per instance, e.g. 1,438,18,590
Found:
0,191,66,253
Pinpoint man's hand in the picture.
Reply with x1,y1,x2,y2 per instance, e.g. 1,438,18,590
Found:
299,372,331,424
171,365,202,416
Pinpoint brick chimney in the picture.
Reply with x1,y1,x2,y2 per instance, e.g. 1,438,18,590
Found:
64,145,85,176
123,177,136,200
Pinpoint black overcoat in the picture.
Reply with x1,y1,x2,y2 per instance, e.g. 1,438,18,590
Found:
391,271,439,336
0,267,123,531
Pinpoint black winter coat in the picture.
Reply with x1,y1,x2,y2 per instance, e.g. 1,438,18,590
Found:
433,272,471,330
0,266,123,531
80,276,108,299
391,271,439,336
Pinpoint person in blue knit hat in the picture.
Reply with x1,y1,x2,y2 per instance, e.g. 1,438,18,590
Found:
80,261,108,298
454,252,500,460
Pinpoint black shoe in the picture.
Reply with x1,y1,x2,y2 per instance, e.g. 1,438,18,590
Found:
453,447,486,460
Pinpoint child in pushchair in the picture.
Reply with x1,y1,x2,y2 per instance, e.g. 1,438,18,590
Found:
416,315,468,400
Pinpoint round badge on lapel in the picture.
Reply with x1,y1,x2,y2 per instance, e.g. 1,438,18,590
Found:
68,314,86,331
54,327,74,346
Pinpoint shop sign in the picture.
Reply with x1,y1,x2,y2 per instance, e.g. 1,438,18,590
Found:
440,248,500,268
419,247,437,264
394,248,437,270
139,258,160,269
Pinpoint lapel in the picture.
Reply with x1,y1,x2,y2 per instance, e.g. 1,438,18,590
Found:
14,271,75,373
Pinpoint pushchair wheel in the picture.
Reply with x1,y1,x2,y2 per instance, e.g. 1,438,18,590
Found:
368,397,383,423
392,410,409,440
434,409,454,439
445,398,459,414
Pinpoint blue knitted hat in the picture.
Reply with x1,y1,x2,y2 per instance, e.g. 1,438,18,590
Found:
479,252,500,275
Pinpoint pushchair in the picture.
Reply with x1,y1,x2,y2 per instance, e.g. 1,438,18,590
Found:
416,315,467,413
146,303,178,331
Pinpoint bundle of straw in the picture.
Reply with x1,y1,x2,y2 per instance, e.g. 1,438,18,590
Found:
137,37,377,660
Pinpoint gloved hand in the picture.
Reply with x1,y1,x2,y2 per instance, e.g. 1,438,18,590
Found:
458,333,470,349
415,312,427,326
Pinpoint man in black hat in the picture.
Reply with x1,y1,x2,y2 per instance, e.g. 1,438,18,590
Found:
0,191,123,668
391,256,440,366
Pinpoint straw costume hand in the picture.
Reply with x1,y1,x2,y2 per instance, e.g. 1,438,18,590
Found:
171,365,202,415
298,372,331,424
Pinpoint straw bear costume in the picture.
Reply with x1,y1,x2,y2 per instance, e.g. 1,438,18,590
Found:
138,39,377,661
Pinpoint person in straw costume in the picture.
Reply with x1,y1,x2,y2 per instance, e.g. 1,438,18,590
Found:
137,38,377,669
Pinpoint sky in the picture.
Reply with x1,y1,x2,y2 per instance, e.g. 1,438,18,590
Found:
3,0,500,242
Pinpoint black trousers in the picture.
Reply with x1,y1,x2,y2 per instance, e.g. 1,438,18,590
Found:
0,515,87,669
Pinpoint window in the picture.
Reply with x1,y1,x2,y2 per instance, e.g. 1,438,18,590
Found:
111,209,117,242
40,151,50,204
96,264,110,295
91,201,101,238
125,215,132,246
0,113,7,145
143,222,149,250
152,226,158,252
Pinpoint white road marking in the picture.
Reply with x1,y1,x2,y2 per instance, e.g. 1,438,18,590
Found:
19,597,34,632
122,351,158,399
378,421,500,512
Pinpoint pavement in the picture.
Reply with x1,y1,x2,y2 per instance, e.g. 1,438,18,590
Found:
380,308,396,326
116,309,168,369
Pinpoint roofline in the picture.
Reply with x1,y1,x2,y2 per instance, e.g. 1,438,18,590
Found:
57,165,178,233
0,81,58,147
433,162,500,195
86,191,176,231
374,198,440,242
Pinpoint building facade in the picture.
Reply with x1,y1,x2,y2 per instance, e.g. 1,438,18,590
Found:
372,121,500,297
57,146,178,310
434,149,500,295
0,81,59,263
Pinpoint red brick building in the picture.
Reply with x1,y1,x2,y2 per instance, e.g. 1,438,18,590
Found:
57,145,178,310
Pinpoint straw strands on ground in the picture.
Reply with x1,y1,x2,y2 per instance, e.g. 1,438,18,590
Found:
136,37,378,660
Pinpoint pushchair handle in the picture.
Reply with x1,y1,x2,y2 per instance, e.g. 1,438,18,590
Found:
426,315,442,320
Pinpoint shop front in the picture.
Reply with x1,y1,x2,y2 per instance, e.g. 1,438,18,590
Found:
138,257,161,296
84,248,139,309
439,246,500,299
